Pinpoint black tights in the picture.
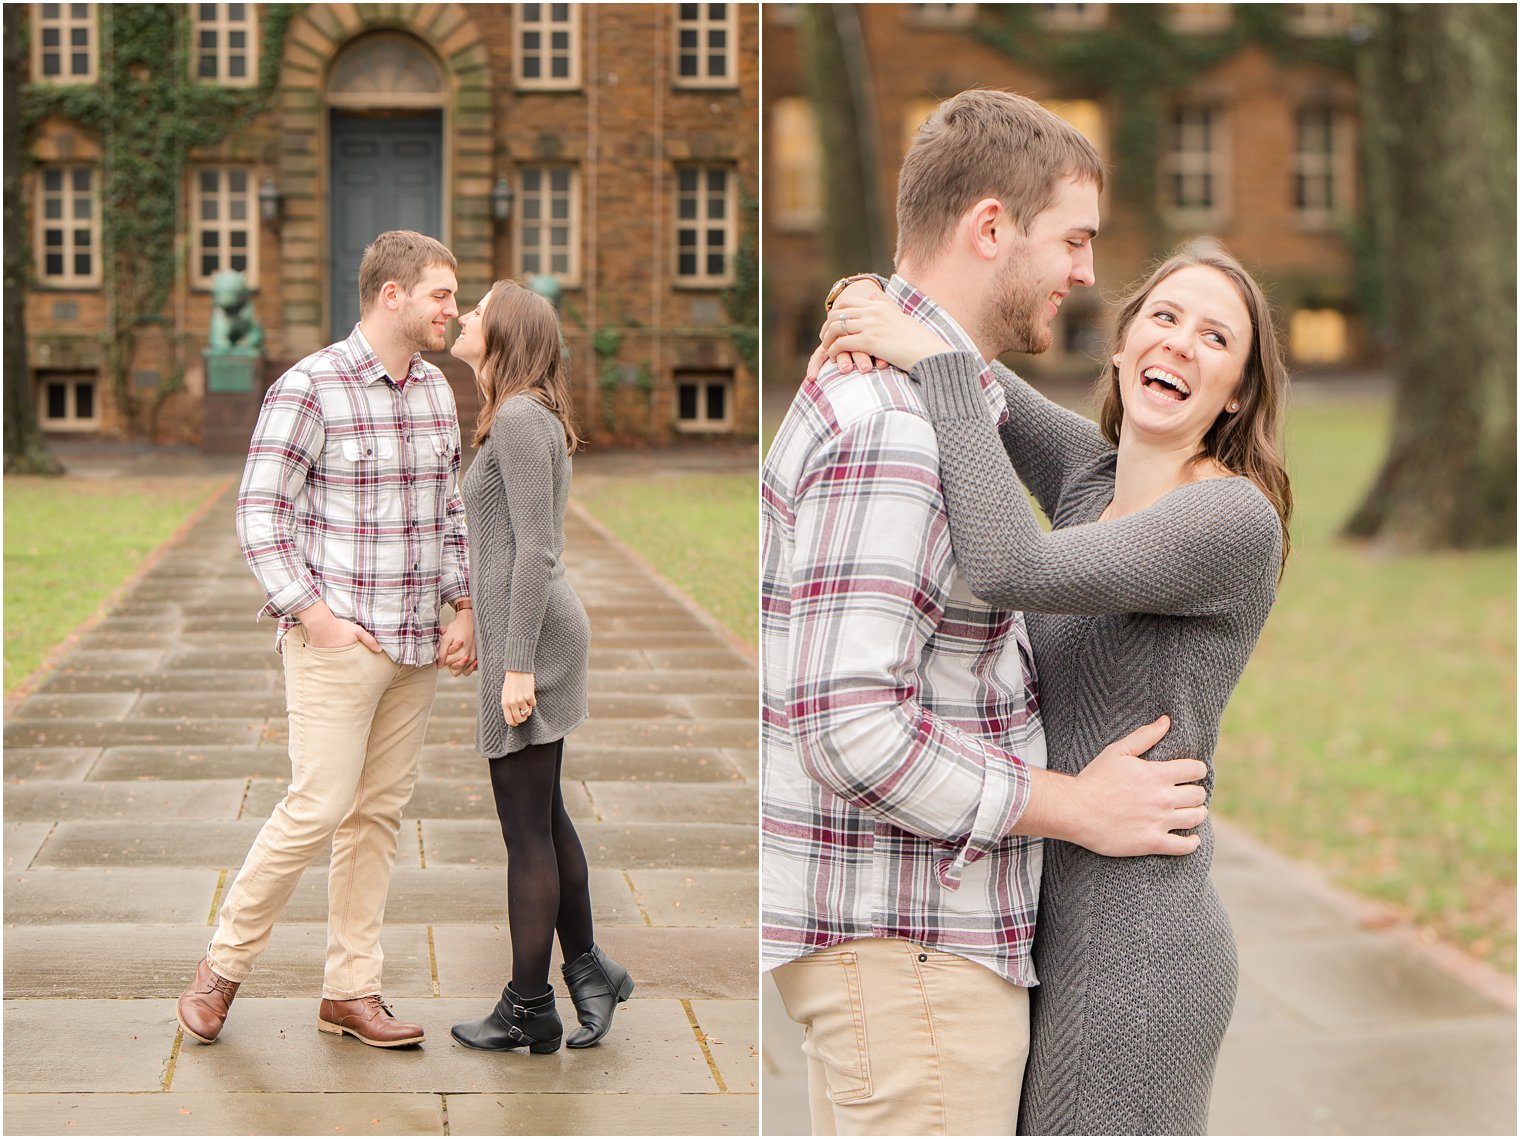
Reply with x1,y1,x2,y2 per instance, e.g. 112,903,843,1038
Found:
487,739,595,997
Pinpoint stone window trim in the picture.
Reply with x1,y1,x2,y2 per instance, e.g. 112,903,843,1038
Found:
1285,4,1354,37
1292,105,1353,231
31,3,97,84
1164,3,1232,33
674,370,734,433
1036,3,1108,32
770,97,822,232
191,3,259,88
190,166,260,290
908,4,978,29
513,164,582,287
514,3,581,92
1161,104,1229,227
673,163,736,289
35,371,101,431
674,3,738,91
34,164,101,288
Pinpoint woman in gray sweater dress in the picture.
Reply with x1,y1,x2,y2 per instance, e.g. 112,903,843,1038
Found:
821,242,1291,1134
446,281,633,1055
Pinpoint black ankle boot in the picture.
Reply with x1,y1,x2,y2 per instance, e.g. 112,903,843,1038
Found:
450,982,563,1053
561,944,635,1048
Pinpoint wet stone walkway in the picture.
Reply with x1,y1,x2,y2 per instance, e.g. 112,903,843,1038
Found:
4,479,758,1136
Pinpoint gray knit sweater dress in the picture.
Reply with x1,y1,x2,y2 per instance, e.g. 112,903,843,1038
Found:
460,395,589,757
913,353,1282,1136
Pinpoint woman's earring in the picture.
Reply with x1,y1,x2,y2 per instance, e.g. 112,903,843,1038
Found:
1111,354,1123,368
1227,401,1240,413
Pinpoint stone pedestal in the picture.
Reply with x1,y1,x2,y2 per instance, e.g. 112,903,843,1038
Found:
201,349,264,455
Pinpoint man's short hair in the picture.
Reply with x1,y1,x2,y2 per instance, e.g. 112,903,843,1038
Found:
895,89,1105,268
357,230,458,312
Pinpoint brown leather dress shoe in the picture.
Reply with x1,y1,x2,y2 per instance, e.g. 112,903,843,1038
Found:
176,958,240,1044
317,995,424,1048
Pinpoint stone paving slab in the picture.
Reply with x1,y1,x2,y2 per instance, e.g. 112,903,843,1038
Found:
4,999,176,1092
626,870,758,927
37,670,279,695
422,746,746,783
1237,930,1503,1027
132,693,288,720
569,719,758,751
32,821,422,870
5,869,222,925
420,821,756,870
445,1091,757,1136
1210,1014,1517,1135
431,926,757,1000
168,999,721,1094
3,780,248,822
586,668,757,696
1,1092,448,1136
5,720,262,749
4,747,102,782
91,747,290,782
691,999,760,1094
240,777,577,823
5,823,55,871
3,925,434,999
9,693,141,721
585,782,757,825
276,867,638,926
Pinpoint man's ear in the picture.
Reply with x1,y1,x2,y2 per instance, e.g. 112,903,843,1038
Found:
966,197,1004,263
378,280,403,311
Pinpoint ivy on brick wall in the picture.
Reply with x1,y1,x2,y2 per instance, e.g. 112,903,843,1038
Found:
972,4,1356,254
21,4,294,432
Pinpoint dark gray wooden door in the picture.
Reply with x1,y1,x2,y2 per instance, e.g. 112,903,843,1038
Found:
328,111,443,341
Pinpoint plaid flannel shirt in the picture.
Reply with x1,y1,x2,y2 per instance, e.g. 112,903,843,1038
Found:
761,277,1047,986
236,325,469,667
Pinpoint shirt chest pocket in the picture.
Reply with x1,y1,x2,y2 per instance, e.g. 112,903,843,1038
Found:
339,437,394,463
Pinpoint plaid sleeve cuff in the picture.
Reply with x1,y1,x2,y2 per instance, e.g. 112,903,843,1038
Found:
262,577,322,620
937,751,1032,889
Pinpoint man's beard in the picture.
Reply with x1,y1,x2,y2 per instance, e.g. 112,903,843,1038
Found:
984,253,1053,357
398,302,441,354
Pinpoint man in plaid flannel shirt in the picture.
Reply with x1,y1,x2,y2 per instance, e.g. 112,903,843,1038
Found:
762,92,1212,1133
177,231,477,1050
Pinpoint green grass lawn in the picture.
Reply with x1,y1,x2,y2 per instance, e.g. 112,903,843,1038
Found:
1218,396,1516,971
573,470,758,648
4,475,227,694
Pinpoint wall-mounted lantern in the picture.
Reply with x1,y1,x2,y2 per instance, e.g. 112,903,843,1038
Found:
491,176,515,223
259,175,282,224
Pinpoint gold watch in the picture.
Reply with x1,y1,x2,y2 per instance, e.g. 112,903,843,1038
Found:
825,274,881,313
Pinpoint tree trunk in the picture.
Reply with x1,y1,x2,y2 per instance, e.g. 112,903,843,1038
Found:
801,6,890,277
3,6,62,475
1343,4,1515,547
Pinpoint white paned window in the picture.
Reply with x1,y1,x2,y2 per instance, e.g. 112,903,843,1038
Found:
515,165,581,284
1163,106,1225,219
31,3,95,83
514,4,580,90
674,165,734,286
1293,107,1351,227
193,168,258,286
675,3,737,89
1165,3,1231,33
1037,4,1106,31
36,165,100,286
675,372,734,432
908,4,976,28
193,4,257,86
1286,4,1353,36
36,372,100,430
770,98,821,231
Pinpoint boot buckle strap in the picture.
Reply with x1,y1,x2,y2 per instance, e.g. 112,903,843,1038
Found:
506,1024,525,1042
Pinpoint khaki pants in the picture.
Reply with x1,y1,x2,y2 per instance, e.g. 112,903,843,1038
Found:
207,626,438,999
772,937,1030,1136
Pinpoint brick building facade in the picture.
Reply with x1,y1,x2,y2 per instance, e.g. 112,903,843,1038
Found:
19,3,759,445
763,3,1365,388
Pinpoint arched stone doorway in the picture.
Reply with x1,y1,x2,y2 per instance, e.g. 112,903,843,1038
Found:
273,5,493,357
326,33,447,340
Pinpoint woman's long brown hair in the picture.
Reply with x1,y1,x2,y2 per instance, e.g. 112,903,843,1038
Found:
1094,238,1293,572
471,279,582,454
